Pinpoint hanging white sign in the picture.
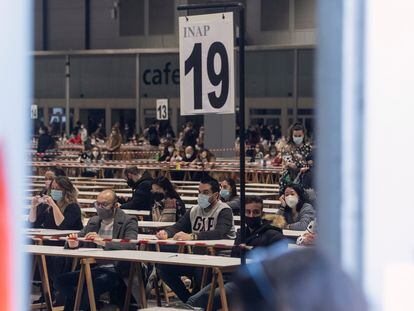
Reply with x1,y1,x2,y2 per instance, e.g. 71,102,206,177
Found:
179,12,235,115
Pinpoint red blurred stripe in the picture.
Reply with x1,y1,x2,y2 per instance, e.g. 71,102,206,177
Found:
0,148,11,309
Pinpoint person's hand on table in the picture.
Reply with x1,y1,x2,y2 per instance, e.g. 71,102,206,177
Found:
85,232,105,246
156,230,169,240
67,233,79,249
173,231,192,241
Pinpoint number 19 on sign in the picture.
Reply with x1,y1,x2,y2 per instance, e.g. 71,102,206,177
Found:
179,13,235,115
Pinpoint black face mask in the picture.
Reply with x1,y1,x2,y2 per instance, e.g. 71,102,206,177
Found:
127,178,136,188
246,216,262,230
152,192,165,202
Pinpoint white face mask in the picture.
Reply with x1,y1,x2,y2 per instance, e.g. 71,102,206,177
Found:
92,151,99,158
293,136,304,145
168,147,174,153
186,153,193,159
286,195,299,208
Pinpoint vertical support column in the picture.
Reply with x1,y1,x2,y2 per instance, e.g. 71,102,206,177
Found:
204,114,235,158
41,0,48,50
238,4,246,265
293,49,298,122
105,106,111,136
65,55,71,135
135,54,141,134
84,0,90,49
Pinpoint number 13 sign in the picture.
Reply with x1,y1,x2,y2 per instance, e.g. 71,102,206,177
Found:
179,13,235,115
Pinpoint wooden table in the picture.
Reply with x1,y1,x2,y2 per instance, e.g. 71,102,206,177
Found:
27,245,241,311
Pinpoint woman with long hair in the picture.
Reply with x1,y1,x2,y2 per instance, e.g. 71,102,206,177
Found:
151,176,186,222
29,176,83,230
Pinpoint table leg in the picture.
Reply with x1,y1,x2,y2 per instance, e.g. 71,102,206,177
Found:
123,263,136,311
216,269,229,311
200,267,209,288
74,263,86,310
70,258,78,272
38,255,54,311
206,270,217,311
83,260,97,311
136,263,147,308
154,269,162,307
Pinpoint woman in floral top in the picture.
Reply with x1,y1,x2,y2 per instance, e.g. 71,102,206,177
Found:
279,123,313,195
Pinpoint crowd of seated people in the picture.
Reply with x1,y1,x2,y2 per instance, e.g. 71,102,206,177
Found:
27,120,348,311
28,161,326,310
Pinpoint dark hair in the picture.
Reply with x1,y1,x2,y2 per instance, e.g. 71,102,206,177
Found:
48,166,66,177
124,166,140,176
222,177,238,198
152,176,182,201
245,195,263,206
233,248,367,311
197,148,215,162
200,176,220,193
283,183,307,212
287,122,307,144
51,176,78,211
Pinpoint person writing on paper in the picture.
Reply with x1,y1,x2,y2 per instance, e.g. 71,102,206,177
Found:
55,190,138,311
187,195,284,310
29,176,83,230
156,177,236,303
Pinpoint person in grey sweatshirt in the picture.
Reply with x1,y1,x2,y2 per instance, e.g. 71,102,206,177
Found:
155,177,236,303
279,183,315,231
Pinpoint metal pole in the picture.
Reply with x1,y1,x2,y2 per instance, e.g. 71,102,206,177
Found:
293,48,298,122
65,55,70,135
238,5,246,265
177,1,246,264
135,53,141,135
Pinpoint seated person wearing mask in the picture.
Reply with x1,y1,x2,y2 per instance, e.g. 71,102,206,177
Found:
220,178,240,215
29,176,83,230
120,167,153,213
151,176,186,222
187,196,283,310
55,190,139,311
156,177,236,303
182,145,197,164
40,166,66,196
279,183,315,231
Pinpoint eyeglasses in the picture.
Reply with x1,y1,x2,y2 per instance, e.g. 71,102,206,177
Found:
94,201,114,209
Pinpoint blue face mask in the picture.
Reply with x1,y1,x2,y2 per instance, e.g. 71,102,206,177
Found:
50,189,63,202
220,189,231,200
197,194,211,209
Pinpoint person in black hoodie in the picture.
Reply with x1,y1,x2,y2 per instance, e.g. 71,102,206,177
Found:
186,195,283,310
37,126,56,161
120,167,153,214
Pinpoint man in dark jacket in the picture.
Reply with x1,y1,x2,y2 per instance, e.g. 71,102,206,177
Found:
120,167,153,213
54,190,138,310
182,122,198,147
186,195,283,310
